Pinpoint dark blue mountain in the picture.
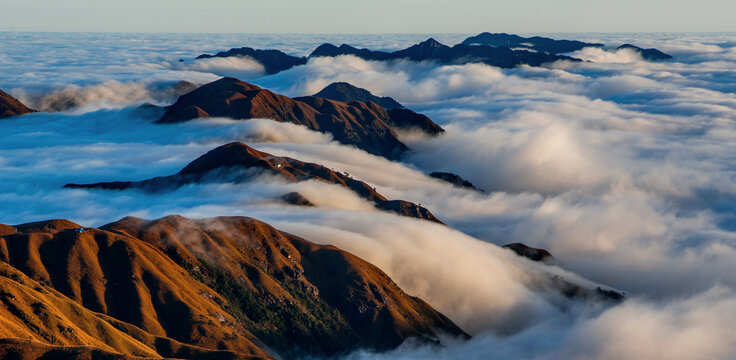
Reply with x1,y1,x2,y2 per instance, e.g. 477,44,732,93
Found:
618,44,673,60
461,32,604,54
196,47,307,74
309,38,580,68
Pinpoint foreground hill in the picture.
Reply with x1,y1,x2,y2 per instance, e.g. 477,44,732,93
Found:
0,90,35,119
104,216,466,356
65,142,443,223
157,77,444,159
0,216,465,358
0,220,270,359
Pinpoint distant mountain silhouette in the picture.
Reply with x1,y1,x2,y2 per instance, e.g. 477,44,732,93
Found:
310,38,580,68
312,82,444,135
156,77,444,159
195,38,579,75
310,43,393,61
194,36,676,75
618,44,673,60
0,90,35,119
65,142,444,223
461,32,604,54
196,47,307,74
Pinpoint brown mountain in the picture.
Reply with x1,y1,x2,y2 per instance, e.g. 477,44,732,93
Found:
312,82,444,136
156,77,443,159
0,220,271,359
104,215,467,356
0,90,36,119
313,82,404,110
65,142,443,224
0,216,465,358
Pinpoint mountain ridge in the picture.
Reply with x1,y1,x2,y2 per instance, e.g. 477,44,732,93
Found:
461,32,604,54
156,77,445,159
0,215,467,358
194,37,580,76
65,142,443,224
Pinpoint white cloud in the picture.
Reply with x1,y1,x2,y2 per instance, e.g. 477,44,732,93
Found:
2,32,736,359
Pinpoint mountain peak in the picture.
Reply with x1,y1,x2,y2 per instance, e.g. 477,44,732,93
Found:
313,82,404,110
419,38,444,47
178,141,272,175
14,219,83,233
195,47,307,74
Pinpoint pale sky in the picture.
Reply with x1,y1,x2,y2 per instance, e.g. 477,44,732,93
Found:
0,0,734,33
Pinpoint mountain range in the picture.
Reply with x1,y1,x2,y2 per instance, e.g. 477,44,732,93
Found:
194,37,580,76
65,142,443,223
192,33,673,79
156,77,443,159
0,216,466,359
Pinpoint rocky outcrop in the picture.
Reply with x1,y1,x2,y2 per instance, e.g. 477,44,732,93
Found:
0,90,36,119
503,243,555,263
430,172,484,192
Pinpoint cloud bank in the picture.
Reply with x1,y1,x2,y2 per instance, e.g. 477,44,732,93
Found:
1,32,736,359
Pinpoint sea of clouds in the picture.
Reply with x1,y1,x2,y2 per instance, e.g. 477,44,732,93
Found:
1,32,736,359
